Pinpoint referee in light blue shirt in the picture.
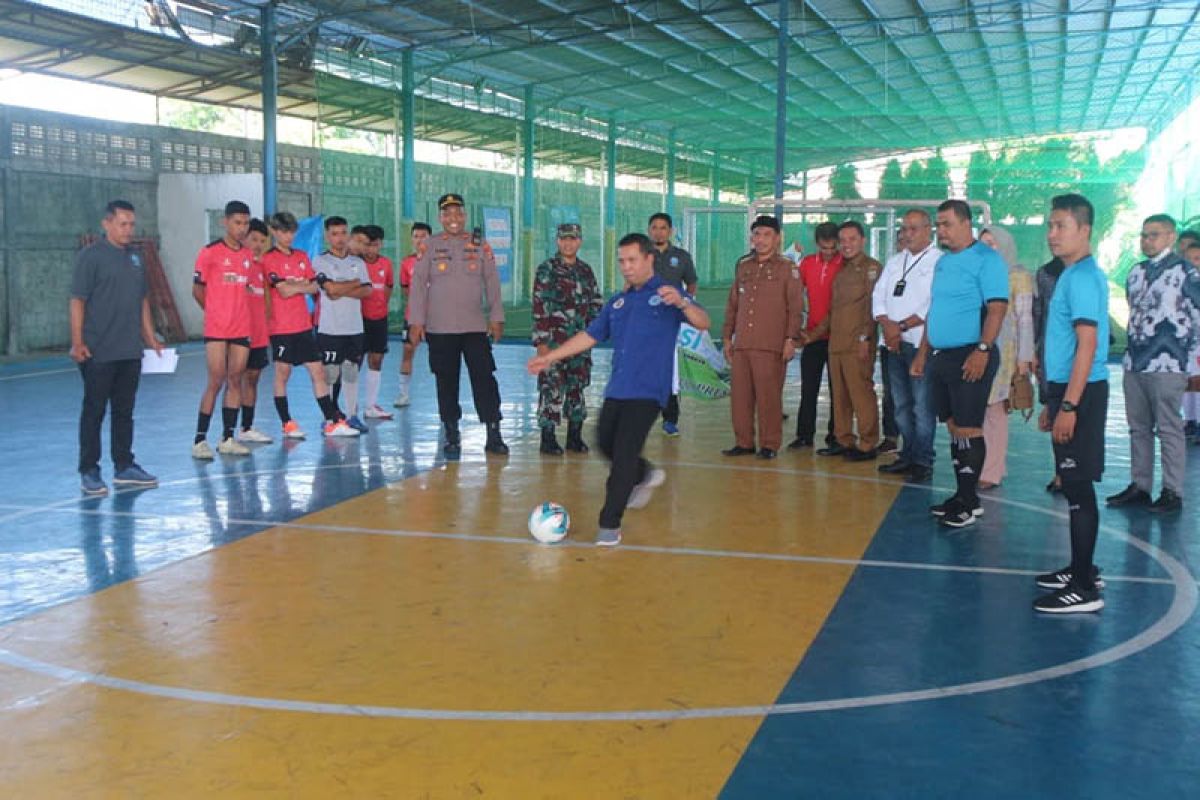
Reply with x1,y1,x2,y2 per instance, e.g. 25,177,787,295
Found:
912,199,1010,529
1033,193,1109,614
527,233,711,547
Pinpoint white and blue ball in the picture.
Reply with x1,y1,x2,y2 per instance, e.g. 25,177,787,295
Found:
528,502,570,543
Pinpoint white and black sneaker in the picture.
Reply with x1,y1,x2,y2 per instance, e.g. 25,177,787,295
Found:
930,495,984,519
1036,565,1105,590
1034,586,1104,614
939,499,979,528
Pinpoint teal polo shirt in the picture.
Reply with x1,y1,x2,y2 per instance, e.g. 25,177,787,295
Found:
926,240,1010,349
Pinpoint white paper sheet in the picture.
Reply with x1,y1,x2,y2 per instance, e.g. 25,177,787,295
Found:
141,347,178,374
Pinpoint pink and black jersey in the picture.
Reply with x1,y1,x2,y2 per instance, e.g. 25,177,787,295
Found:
193,240,253,339
361,255,394,321
263,247,316,336
246,256,269,348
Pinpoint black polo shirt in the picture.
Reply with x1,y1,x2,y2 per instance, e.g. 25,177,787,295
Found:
652,245,698,289
71,239,147,362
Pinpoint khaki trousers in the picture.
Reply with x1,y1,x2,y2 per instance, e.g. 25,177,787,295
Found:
730,349,786,450
829,349,879,451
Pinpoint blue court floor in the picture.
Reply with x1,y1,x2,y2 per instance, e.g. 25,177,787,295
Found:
1,340,1198,797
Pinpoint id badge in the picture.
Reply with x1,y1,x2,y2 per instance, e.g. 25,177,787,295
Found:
892,280,906,297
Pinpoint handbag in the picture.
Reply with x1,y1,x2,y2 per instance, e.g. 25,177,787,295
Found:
1009,371,1035,420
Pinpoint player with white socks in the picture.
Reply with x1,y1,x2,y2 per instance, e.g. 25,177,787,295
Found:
358,224,395,420
313,216,372,435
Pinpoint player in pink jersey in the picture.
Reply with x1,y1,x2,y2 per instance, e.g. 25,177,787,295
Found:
191,200,254,459
236,218,274,444
359,225,395,419
393,221,430,408
264,211,349,439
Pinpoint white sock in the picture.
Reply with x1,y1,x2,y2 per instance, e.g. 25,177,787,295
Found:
399,372,410,395
343,380,359,416
365,368,382,408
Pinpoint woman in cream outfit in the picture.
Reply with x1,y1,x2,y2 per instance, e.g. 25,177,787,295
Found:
978,225,1035,489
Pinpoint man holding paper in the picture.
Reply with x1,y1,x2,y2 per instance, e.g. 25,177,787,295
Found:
70,200,162,495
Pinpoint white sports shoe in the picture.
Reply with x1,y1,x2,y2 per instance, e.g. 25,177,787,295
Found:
324,419,360,437
626,468,666,509
364,404,394,420
217,437,251,456
191,440,215,460
238,428,273,444
392,393,411,408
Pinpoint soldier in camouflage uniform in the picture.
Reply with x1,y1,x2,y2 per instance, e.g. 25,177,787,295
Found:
532,223,604,455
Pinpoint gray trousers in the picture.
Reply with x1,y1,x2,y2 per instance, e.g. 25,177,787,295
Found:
1123,370,1189,494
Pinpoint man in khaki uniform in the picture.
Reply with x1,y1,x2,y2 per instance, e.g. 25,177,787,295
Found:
809,220,882,461
721,216,803,459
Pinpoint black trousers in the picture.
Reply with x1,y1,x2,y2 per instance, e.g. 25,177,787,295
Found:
78,358,141,473
796,339,836,442
661,393,680,425
425,332,502,426
879,348,899,439
596,398,660,529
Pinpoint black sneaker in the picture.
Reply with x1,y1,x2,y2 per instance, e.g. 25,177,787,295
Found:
1105,483,1152,507
1034,585,1104,614
756,448,778,459
929,495,983,518
786,437,813,450
906,465,932,484
817,444,848,457
939,499,978,529
878,459,911,474
844,447,878,462
1036,565,1105,590
1149,488,1182,514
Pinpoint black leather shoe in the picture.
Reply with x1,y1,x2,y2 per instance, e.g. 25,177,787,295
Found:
443,423,462,459
906,465,932,483
540,428,564,456
786,437,813,450
1149,488,1183,514
878,459,912,474
1045,478,1063,494
565,421,589,453
878,437,898,454
484,422,509,455
1106,483,1152,507
844,447,878,462
817,444,847,457
722,445,757,456
757,448,777,459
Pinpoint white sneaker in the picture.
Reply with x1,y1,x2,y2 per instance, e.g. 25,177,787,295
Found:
626,468,666,509
393,393,411,408
238,428,273,444
281,420,306,439
324,419,360,437
364,404,394,420
191,440,215,460
217,437,251,456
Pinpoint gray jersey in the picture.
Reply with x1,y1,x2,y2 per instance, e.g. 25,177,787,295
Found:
313,251,370,335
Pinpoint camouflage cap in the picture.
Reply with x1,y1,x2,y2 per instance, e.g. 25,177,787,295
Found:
437,193,465,209
556,222,582,238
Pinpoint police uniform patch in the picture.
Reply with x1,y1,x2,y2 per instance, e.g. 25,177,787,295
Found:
649,295,663,306
613,298,625,309
868,269,878,280
670,256,679,267
438,262,448,272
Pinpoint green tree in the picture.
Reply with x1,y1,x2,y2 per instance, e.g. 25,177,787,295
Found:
922,151,951,200
878,158,905,200
903,160,926,198
829,163,861,200
966,149,995,205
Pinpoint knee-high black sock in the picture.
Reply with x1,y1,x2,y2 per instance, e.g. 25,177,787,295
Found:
1062,480,1099,590
195,411,212,444
332,379,342,406
241,404,255,431
221,407,238,440
274,396,291,424
951,436,986,505
317,394,340,422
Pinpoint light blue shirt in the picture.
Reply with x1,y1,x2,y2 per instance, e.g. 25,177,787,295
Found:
926,241,1010,349
1045,255,1109,383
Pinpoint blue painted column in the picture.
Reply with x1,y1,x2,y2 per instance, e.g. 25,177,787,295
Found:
260,2,278,215
774,0,789,219
605,118,617,290
665,128,676,219
402,49,415,220
709,149,720,277
521,85,536,299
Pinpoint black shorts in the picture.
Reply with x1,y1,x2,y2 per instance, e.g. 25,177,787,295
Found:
1048,380,1108,483
204,336,251,348
363,317,389,354
271,330,319,366
315,332,364,366
928,345,999,428
247,346,269,370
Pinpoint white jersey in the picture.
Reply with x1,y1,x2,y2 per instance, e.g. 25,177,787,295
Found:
313,251,370,335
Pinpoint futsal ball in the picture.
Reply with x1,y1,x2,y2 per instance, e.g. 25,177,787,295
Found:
528,502,570,544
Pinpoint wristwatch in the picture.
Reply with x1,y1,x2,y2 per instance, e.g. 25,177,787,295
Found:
976,341,992,352
1060,400,1078,413
898,321,909,332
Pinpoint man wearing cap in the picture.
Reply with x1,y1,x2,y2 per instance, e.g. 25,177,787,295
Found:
532,223,604,455
721,216,802,459
408,193,508,458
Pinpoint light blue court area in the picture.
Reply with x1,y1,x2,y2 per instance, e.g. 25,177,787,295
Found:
2,345,1200,796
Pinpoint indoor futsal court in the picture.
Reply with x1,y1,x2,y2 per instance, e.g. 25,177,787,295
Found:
1,345,1197,796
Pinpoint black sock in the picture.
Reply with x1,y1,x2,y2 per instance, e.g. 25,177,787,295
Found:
332,379,342,406
195,411,212,444
1062,480,1099,590
221,407,238,440
241,404,255,431
951,436,986,505
317,394,339,422
274,396,291,424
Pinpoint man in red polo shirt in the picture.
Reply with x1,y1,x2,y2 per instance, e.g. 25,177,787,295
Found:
191,200,254,459
789,221,843,449
359,224,395,420
393,221,431,408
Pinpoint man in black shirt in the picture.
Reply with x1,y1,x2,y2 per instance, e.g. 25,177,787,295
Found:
70,200,162,495
648,212,698,436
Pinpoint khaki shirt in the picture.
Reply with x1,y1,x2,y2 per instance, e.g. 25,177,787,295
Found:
722,252,803,353
811,253,882,354
408,230,504,334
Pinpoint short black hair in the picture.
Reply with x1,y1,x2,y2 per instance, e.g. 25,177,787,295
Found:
618,232,654,255
350,224,368,237
1051,194,1095,229
105,199,135,217
936,199,972,222
225,200,251,217
248,218,270,237
325,215,348,230
268,211,298,231
411,222,432,235
1143,213,1176,230
1184,241,1200,252
364,225,385,243
814,221,839,243
1178,229,1200,243
838,220,865,238
648,212,673,228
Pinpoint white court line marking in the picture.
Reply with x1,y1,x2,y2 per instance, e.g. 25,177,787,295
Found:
0,350,204,382
0,470,1195,721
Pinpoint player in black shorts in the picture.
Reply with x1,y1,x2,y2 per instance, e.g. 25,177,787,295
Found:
1034,194,1110,614
238,218,274,443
